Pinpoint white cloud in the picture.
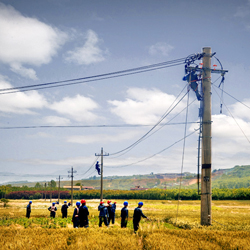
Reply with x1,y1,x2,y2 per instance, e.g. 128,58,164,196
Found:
10,62,38,80
43,116,71,126
0,3,67,79
108,88,186,124
229,99,250,121
49,94,99,122
148,42,174,56
67,130,141,144
189,112,250,169
0,76,48,114
64,29,106,65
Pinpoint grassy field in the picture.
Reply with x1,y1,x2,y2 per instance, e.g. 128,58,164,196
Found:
1,199,250,249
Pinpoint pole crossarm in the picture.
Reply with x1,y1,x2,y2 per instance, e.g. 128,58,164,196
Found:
186,66,228,74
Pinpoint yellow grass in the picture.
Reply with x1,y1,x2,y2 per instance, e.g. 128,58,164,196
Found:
0,199,250,249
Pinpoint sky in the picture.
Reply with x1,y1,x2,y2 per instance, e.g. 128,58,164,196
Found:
0,0,250,184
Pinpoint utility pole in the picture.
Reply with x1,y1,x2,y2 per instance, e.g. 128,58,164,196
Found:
201,47,212,226
185,48,228,226
57,175,63,204
50,180,52,202
95,147,109,201
44,183,47,201
68,167,77,206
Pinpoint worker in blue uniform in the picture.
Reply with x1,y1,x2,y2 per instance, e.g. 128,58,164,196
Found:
98,201,109,227
48,202,57,218
121,201,128,228
26,201,32,218
61,200,68,218
95,161,101,175
72,201,81,228
79,199,89,228
183,70,202,100
133,201,148,233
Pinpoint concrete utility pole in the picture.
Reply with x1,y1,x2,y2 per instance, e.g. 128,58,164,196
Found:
57,175,63,203
50,180,52,202
95,147,109,201
68,167,77,206
201,47,212,225
185,48,228,225
44,183,47,201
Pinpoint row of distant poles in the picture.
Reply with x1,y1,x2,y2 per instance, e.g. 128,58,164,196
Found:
41,147,108,207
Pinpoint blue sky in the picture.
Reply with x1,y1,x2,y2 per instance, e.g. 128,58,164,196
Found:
0,0,250,184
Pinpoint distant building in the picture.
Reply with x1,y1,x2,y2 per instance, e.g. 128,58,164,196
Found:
63,186,94,191
63,186,81,191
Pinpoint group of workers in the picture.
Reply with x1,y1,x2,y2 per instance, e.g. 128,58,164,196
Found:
26,200,148,232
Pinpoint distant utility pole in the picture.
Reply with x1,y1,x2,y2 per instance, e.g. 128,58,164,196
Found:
50,181,52,202
68,167,77,206
57,175,63,204
95,147,109,201
44,183,47,201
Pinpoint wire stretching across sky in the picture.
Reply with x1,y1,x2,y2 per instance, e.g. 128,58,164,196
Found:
212,85,250,144
105,129,198,169
0,58,186,94
109,85,190,157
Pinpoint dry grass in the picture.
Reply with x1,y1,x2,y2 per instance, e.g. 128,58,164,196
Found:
0,199,250,249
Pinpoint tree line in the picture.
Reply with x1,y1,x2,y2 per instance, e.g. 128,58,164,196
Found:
2,188,250,200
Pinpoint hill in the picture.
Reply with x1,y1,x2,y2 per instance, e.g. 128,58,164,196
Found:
6,165,250,190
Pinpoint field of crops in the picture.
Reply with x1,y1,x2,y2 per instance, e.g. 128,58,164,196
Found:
1,199,250,249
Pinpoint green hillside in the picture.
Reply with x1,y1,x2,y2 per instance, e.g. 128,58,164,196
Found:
8,165,250,190
211,165,250,189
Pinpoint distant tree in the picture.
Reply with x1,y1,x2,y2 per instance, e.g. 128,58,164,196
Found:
34,182,42,189
48,180,56,188
0,198,9,207
75,183,81,186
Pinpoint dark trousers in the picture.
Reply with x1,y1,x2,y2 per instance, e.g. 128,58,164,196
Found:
50,212,56,218
62,213,67,218
108,213,115,224
79,218,89,228
133,219,140,232
121,218,127,228
99,216,108,227
73,218,79,228
26,212,31,219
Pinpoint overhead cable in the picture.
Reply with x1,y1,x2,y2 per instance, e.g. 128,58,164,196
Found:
105,129,198,168
0,122,199,130
109,87,190,157
0,58,186,95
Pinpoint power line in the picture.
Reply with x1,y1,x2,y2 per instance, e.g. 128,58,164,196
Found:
109,88,190,156
212,85,250,144
0,59,186,95
81,156,100,177
105,129,198,168
213,83,250,111
109,97,197,159
0,122,199,130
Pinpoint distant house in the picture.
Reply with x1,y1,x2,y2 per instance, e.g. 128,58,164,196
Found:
63,186,94,191
130,185,148,191
63,186,81,191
